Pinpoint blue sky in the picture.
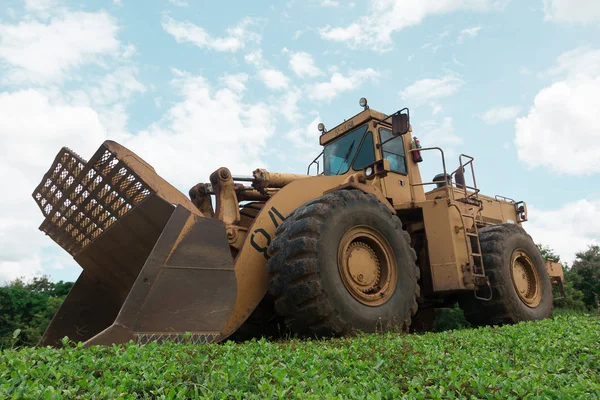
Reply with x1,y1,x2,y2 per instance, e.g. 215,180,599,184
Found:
1,0,600,283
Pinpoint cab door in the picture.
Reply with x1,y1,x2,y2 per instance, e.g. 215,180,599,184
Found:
377,127,414,206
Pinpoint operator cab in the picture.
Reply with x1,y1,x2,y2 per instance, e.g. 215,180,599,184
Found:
322,124,375,175
314,98,411,178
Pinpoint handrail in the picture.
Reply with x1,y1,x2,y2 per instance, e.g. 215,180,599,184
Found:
449,153,481,205
408,146,452,200
408,148,483,209
495,194,515,204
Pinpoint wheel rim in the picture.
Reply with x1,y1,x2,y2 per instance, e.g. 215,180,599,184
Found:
337,226,398,306
510,249,542,308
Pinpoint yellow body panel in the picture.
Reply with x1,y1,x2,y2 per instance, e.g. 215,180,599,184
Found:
420,200,473,291
219,174,346,338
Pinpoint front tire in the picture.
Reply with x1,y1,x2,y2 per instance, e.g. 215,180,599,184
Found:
459,224,553,326
267,190,420,337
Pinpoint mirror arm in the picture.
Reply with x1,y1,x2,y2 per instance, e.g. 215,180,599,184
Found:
373,113,395,128
376,135,398,149
373,107,409,129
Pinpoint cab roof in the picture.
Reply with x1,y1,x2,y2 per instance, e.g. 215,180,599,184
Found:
319,108,389,146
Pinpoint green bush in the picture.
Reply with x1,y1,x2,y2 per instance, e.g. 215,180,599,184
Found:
1,314,598,399
0,276,69,348
555,281,588,311
433,306,470,332
569,245,600,310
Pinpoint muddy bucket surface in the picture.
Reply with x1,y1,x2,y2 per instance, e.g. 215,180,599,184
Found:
33,141,237,346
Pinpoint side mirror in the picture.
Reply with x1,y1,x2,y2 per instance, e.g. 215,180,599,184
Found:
392,108,410,136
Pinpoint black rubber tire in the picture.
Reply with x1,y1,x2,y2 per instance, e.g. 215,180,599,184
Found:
409,307,436,333
266,190,420,337
459,223,553,326
227,296,284,342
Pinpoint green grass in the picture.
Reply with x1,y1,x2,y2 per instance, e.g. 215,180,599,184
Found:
1,313,599,399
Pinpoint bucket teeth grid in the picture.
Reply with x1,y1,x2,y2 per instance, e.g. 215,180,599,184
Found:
136,333,218,345
32,146,154,256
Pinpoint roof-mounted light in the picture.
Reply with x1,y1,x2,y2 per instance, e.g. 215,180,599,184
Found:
318,122,327,133
359,97,369,110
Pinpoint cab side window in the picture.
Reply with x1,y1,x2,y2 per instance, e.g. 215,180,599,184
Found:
379,128,407,175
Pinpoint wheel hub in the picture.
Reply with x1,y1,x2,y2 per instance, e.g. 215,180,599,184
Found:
337,226,398,306
511,249,542,308
346,242,380,293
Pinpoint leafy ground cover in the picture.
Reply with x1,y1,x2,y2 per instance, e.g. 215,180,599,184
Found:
1,312,599,399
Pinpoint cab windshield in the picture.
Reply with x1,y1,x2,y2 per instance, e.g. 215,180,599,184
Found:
323,124,375,175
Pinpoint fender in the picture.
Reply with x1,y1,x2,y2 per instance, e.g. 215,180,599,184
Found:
325,171,396,214
217,172,395,340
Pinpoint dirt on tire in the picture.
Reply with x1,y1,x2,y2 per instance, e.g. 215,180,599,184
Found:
459,223,553,326
266,189,420,338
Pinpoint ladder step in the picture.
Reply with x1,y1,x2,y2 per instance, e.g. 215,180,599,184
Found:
472,253,482,257
466,232,478,237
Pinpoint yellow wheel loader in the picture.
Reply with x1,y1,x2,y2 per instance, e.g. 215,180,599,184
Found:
32,99,565,346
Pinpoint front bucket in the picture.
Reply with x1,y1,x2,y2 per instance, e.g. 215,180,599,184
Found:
33,141,236,346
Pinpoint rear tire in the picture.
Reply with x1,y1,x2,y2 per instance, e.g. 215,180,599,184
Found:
267,190,420,337
459,224,553,326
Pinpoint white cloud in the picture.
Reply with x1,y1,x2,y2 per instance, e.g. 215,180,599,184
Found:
284,115,325,170
421,42,440,53
244,50,265,67
320,0,340,7
515,47,600,175
64,67,146,139
71,67,146,107
401,74,464,104
527,199,600,266
0,11,120,84
280,87,302,122
515,77,600,175
0,69,277,283
286,115,322,150
543,0,600,24
168,0,189,7
258,68,290,90
121,43,137,58
457,26,482,43
419,117,462,148
452,55,465,66
319,0,507,51
411,117,462,179
308,68,381,102
543,46,600,79
289,51,323,78
0,89,107,283
220,73,249,93
122,70,277,189
161,16,260,52
481,105,522,124
519,66,532,75
25,0,59,11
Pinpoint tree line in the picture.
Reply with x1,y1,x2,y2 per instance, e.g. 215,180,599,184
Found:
0,277,72,348
537,244,600,312
1,244,599,348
